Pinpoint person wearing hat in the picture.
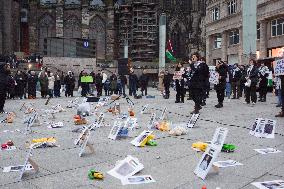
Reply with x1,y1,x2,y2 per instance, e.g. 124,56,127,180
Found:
0,62,10,113
129,68,138,96
174,62,185,103
231,63,242,99
64,71,76,97
214,60,228,108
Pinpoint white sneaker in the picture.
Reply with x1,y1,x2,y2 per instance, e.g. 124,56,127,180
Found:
252,102,256,106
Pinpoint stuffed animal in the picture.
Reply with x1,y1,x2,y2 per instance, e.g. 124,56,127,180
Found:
156,121,170,131
6,112,16,123
169,126,188,136
1,140,14,150
74,115,87,125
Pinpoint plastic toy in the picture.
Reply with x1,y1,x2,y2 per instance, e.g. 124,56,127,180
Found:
74,115,87,125
140,134,155,147
169,126,187,136
1,140,14,150
191,142,208,152
221,144,236,152
117,127,129,137
146,140,157,146
32,137,56,143
156,121,170,131
88,169,104,180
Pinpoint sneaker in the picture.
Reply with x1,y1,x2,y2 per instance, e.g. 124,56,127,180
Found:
215,104,223,108
252,102,256,106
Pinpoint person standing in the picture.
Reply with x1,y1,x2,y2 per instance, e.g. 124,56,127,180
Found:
258,62,269,102
214,61,228,108
54,72,61,98
244,59,259,105
7,73,16,99
120,74,127,97
275,75,284,117
95,72,103,97
188,53,209,113
0,63,10,113
231,63,242,99
110,72,117,95
163,70,171,99
175,62,185,103
65,71,75,97
225,65,233,101
27,71,38,99
139,70,149,96
129,68,138,96
239,65,246,97
47,72,55,98
15,70,25,99
38,69,48,98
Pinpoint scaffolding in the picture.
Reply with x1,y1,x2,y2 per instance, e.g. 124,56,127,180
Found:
118,0,158,62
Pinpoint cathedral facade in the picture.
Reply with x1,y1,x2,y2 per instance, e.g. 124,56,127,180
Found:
0,0,206,62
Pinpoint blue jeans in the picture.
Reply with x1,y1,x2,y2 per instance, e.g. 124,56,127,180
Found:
226,83,231,98
277,89,282,105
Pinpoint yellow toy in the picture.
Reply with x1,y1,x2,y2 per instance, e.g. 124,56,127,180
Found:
140,134,155,147
191,142,209,152
31,137,56,144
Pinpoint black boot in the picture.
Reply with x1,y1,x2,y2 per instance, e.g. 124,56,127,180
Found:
215,103,223,108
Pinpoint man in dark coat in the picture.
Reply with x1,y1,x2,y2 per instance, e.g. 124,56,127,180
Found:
27,71,38,99
65,71,76,97
215,61,228,108
275,75,284,117
139,70,149,96
163,70,172,99
15,70,25,99
245,59,259,105
189,53,209,113
0,62,10,113
129,69,138,96
258,62,269,102
95,72,103,97
231,63,242,99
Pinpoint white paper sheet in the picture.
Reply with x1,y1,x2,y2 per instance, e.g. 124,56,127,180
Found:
121,175,155,185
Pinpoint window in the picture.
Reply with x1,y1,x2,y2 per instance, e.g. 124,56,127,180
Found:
228,0,237,15
212,7,220,21
64,0,81,5
257,23,260,40
40,0,56,4
229,30,239,45
214,34,222,49
271,18,284,37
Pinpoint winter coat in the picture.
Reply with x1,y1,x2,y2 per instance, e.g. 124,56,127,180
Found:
189,61,210,89
163,74,172,87
38,72,49,91
231,67,242,82
139,74,149,87
246,65,259,87
48,76,55,90
64,75,76,89
27,74,38,93
0,63,10,93
215,64,228,90
129,73,138,88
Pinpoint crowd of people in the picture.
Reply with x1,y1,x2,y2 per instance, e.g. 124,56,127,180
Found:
0,54,283,118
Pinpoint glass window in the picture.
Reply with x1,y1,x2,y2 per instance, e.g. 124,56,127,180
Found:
229,30,239,45
257,23,260,40
40,0,56,4
214,34,222,49
64,0,81,5
228,0,237,15
271,18,284,37
212,7,219,21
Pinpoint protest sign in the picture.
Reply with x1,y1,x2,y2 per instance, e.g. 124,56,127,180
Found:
250,118,276,138
124,117,138,130
107,155,144,180
173,71,184,80
80,76,94,83
19,147,39,180
74,127,95,157
130,130,153,147
252,180,284,189
47,122,64,129
121,175,155,185
24,113,39,134
108,121,123,140
213,160,243,168
147,113,156,129
273,58,284,76
3,164,33,173
209,71,219,85
187,114,199,128
254,148,281,155
194,127,228,180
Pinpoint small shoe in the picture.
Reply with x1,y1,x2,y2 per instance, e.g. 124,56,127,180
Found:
175,101,180,103
232,97,236,99
276,104,282,107
252,102,256,105
275,112,284,117
201,102,206,106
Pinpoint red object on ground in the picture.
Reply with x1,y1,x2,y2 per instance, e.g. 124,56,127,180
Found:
202,186,207,189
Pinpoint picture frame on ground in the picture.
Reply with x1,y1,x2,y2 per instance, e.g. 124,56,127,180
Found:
254,148,281,155
187,114,199,128
213,160,243,168
147,113,156,129
121,175,155,185
130,130,153,147
250,118,276,138
108,121,123,140
252,180,284,189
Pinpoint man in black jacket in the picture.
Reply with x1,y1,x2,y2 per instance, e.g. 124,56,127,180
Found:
0,62,10,113
231,63,242,99
189,53,209,113
139,70,149,96
275,75,284,117
245,59,259,105
215,61,228,108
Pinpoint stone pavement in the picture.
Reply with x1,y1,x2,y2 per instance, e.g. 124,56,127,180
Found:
0,89,283,189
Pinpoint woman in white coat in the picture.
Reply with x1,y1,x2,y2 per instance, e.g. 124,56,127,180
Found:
48,72,55,98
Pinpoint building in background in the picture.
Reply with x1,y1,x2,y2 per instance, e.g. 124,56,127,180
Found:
1,0,207,63
205,0,284,65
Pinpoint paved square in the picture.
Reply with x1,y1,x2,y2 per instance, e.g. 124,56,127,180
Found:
0,89,283,189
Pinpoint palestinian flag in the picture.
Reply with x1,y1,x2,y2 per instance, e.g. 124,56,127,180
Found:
166,39,176,62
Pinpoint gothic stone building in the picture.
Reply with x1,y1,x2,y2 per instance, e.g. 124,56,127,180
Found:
0,0,206,62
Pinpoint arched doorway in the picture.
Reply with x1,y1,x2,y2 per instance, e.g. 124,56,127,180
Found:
89,16,106,60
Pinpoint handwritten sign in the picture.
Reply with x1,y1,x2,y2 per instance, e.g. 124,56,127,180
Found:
273,59,284,76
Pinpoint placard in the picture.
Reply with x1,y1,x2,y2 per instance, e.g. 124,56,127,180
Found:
147,113,156,129
187,114,199,128
24,113,38,134
130,130,153,147
159,107,167,120
252,180,284,189
172,71,184,80
250,118,276,138
140,104,149,114
108,121,123,140
47,122,63,129
19,147,39,180
3,164,33,173
194,127,228,180
273,58,284,76
121,175,155,185
254,148,281,155
80,76,94,83
124,117,138,130
209,71,219,85
213,160,243,168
